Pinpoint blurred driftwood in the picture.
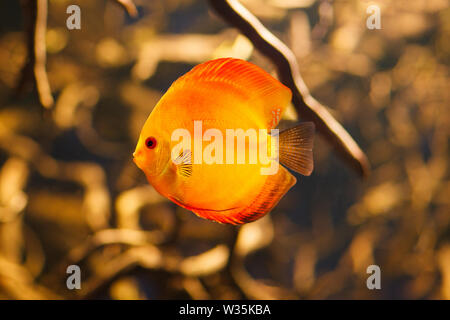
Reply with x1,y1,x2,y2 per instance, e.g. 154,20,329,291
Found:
208,0,370,177
113,0,138,17
15,0,137,109
15,0,53,108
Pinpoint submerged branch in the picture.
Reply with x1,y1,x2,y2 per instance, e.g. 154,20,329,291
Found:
15,0,53,108
208,0,370,178
112,0,138,18
15,0,137,109
33,0,53,108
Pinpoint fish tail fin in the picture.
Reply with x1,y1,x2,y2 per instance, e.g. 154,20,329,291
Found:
278,122,315,176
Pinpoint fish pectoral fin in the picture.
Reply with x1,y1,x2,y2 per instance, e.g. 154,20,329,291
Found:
279,122,315,176
174,149,192,178
189,166,296,225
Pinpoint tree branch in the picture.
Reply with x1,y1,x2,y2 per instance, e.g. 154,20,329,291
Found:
16,0,54,108
15,0,138,109
208,0,370,178
15,0,53,108
112,0,138,18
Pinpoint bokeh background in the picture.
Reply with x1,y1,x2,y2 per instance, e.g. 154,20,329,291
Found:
0,0,449,299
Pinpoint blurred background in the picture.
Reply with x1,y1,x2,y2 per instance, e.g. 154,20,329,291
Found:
0,0,449,299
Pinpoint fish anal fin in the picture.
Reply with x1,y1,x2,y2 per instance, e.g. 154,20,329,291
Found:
189,166,296,225
173,58,292,129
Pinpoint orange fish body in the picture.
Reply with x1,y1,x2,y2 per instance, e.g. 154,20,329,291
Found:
133,58,314,224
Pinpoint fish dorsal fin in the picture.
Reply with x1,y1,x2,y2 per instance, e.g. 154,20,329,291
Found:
172,58,292,129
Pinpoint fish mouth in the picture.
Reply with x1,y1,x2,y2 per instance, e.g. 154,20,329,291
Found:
132,150,144,170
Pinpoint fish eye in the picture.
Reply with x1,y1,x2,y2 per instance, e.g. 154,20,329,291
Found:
145,137,157,149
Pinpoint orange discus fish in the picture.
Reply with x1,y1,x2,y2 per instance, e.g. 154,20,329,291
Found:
133,58,314,224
